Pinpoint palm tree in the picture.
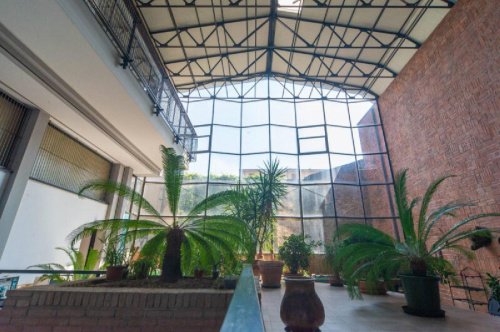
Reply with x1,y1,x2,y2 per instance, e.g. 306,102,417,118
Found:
28,247,100,282
70,146,250,283
334,169,499,298
231,159,287,259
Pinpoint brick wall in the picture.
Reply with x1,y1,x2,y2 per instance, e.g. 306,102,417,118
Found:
0,286,232,331
378,0,500,310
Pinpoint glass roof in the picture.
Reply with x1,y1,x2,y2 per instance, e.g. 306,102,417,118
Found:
135,0,453,97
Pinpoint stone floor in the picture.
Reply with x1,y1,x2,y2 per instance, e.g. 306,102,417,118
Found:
261,282,499,332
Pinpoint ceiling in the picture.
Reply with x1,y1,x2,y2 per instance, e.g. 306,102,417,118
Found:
135,0,454,97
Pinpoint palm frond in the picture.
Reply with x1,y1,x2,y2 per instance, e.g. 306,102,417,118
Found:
161,146,185,220
393,169,417,241
186,189,243,219
423,202,475,242
79,181,160,217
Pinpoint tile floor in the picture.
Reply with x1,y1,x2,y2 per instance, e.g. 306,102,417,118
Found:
261,282,499,332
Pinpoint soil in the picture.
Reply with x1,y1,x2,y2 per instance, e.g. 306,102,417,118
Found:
63,277,225,289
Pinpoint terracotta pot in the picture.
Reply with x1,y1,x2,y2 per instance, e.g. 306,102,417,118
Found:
329,273,343,287
106,265,127,281
258,260,284,288
280,276,325,332
358,280,386,295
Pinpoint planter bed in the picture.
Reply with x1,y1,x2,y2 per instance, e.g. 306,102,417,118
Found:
0,280,233,332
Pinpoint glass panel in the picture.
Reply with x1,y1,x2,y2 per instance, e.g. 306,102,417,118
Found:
211,125,240,153
277,185,301,216
299,137,326,153
194,125,211,136
298,126,324,138
213,99,240,126
362,185,393,218
296,100,324,126
271,153,299,183
324,101,350,126
300,154,330,184
367,219,398,238
240,153,269,181
242,126,269,153
321,218,337,245
271,126,297,154
349,100,380,126
330,154,358,184
178,184,207,216
206,184,232,215
303,219,325,253
242,100,269,126
185,152,209,183
334,185,364,218
209,153,239,183
327,126,355,154
270,100,295,126
187,99,213,126
357,154,391,184
142,182,170,216
301,185,333,217
276,218,302,250
196,136,209,151
353,125,386,154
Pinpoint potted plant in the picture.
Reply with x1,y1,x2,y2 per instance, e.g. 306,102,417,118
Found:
70,146,251,283
486,273,500,316
324,240,343,287
249,160,287,287
222,261,243,289
104,244,127,281
129,257,155,280
334,169,499,317
279,234,318,276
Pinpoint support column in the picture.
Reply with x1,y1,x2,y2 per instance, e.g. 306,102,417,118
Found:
0,108,49,258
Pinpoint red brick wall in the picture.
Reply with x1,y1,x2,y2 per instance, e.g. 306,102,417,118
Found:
378,0,500,310
0,287,232,331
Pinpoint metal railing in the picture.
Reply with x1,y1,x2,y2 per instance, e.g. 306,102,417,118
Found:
220,265,265,332
84,0,197,159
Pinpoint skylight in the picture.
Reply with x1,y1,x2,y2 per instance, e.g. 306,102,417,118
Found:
278,0,302,14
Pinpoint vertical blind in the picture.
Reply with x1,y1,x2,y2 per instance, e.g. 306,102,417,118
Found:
0,91,28,168
31,125,112,201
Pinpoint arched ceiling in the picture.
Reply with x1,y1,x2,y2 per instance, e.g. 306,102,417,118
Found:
135,0,454,97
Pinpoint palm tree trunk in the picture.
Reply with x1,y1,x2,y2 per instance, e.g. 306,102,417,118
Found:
161,228,184,282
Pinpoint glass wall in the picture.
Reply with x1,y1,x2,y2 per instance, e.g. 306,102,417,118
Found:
139,76,397,252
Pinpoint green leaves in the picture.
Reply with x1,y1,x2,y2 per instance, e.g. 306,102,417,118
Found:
161,146,185,222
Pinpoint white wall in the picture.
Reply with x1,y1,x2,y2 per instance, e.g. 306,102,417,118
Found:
0,180,107,284
0,169,9,201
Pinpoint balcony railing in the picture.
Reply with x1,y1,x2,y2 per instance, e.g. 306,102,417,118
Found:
84,0,197,159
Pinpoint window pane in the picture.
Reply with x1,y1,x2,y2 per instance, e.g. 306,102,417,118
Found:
187,99,213,126
322,218,337,245
271,126,297,154
324,101,350,126
213,99,240,126
242,126,269,153
209,153,239,182
303,219,325,253
367,218,399,238
299,137,326,153
271,153,299,183
196,136,209,151
349,101,380,126
277,185,301,216
357,154,391,184
296,100,324,126
334,185,364,218
241,153,269,181
331,154,358,184
242,100,268,126
298,126,324,138
300,154,331,184
142,182,170,216
211,125,240,153
362,185,394,217
276,218,302,249
327,126,354,154
270,100,295,126
185,152,209,183
353,125,386,154
178,184,207,216
301,185,333,217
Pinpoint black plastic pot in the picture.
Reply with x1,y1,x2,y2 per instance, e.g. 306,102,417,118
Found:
488,298,500,316
223,276,238,289
400,274,445,317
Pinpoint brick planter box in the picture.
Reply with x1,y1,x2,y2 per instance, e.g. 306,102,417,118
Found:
0,284,233,332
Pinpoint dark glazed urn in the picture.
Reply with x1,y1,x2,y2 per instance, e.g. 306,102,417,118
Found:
280,276,325,332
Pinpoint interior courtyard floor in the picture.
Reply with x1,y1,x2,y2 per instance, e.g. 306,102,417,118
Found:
260,282,499,332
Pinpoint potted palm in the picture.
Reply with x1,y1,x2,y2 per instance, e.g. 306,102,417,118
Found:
334,169,499,317
103,244,128,281
70,146,251,283
245,160,287,287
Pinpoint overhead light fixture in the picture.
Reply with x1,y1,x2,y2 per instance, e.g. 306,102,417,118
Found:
278,0,302,14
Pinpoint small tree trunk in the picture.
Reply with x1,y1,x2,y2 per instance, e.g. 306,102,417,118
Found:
161,228,184,282
410,259,427,277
